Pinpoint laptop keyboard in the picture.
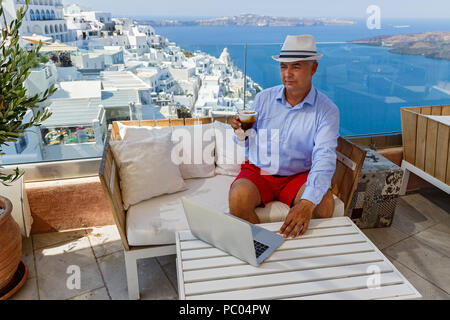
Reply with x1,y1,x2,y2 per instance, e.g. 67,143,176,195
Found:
253,240,269,258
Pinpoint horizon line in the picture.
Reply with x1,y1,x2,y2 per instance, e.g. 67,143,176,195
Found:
119,15,450,20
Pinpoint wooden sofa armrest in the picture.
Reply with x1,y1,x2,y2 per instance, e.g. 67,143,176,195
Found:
99,130,130,251
331,137,367,215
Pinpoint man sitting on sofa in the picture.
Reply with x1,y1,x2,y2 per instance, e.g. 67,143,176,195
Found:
229,35,340,238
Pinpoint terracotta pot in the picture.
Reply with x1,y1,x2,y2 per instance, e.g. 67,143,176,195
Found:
0,196,22,291
0,261,29,300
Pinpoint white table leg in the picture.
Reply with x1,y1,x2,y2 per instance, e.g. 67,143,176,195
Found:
124,251,140,300
399,160,410,196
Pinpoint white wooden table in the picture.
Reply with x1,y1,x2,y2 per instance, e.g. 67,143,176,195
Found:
175,217,421,300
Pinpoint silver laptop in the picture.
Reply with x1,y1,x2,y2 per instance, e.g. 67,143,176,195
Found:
181,197,284,267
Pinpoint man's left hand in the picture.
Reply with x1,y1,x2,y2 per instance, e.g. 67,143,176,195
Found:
279,200,315,238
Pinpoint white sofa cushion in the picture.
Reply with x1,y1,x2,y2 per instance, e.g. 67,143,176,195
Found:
118,122,216,179
256,195,345,223
126,174,345,246
110,132,187,210
126,175,235,246
213,120,246,176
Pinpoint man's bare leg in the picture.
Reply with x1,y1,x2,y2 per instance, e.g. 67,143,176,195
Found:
292,184,335,218
229,179,262,224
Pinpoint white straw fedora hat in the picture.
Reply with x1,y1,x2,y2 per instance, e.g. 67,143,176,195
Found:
272,35,323,62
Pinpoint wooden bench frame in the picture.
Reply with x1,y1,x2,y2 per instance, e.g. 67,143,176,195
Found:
99,116,366,299
400,105,450,194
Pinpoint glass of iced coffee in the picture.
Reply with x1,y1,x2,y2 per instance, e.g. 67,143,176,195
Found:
238,110,257,130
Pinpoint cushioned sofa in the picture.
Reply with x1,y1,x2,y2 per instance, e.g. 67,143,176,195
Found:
99,117,366,299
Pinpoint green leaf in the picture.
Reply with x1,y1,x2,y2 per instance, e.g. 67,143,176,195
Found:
0,0,52,182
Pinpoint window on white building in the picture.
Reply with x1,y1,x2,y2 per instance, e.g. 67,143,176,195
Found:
44,67,52,79
14,134,28,154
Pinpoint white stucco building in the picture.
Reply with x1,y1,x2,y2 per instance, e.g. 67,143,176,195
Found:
2,0,71,42
64,4,114,41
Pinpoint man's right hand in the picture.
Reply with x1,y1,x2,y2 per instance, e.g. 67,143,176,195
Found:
230,115,242,131
231,116,252,141
231,116,246,141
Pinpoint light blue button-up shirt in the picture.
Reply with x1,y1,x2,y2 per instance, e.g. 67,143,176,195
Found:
241,85,340,205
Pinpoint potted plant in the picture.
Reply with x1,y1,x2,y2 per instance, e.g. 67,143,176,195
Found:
0,0,55,298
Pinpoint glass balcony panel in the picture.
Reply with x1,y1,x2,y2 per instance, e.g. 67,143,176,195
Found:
2,24,450,171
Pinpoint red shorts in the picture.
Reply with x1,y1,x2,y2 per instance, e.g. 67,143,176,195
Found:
232,162,309,207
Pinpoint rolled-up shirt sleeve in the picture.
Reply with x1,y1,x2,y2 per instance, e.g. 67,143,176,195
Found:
301,105,340,206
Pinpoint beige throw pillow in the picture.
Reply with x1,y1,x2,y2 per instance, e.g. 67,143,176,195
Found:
117,122,216,179
109,131,187,209
171,124,215,179
118,122,172,141
213,120,246,176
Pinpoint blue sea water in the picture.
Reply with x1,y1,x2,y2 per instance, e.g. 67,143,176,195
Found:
154,19,450,136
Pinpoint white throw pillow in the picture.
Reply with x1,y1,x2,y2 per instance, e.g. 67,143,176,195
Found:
213,120,246,176
117,122,216,179
172,124,215,179
255,201,290,223
109,131,187,209
117,122,171,141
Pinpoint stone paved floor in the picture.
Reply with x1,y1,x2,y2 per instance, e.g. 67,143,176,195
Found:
10,187,450,300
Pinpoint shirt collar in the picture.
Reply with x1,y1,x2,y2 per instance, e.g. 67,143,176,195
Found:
275,86,286,103
303,86,317,107
276,85,317,108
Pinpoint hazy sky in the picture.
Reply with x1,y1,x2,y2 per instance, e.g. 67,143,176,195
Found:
62,0,450,19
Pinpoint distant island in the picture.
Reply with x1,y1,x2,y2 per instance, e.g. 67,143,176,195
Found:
140,14,356,27
350,31,450,61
